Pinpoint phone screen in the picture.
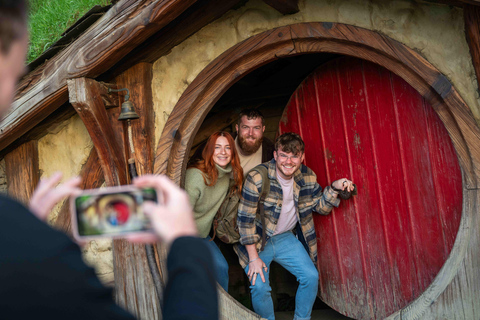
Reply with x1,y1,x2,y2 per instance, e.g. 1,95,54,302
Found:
73,187,157,238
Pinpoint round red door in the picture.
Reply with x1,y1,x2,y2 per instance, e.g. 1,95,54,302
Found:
278,57,462,319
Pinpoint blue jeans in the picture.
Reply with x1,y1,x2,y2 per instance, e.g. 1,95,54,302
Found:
204,236,229,291
245,232,318,320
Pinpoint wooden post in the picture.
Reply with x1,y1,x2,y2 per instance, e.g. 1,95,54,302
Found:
114,63,155,176
5,141,39,204
67,78,127,186
111,63,161,319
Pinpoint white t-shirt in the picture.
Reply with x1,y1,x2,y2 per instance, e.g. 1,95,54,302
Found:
273,171,298,235
235,137,263,177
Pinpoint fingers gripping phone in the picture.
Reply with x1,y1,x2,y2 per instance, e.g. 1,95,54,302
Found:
70,185,157,241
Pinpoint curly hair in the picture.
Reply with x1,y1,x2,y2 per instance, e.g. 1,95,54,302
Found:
275,132,305,155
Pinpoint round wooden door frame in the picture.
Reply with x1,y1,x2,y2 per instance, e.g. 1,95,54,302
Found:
154,22,480,319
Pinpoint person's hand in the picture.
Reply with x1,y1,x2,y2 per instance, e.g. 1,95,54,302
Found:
29,172,81,221
332,178,355,192
130,174,198,246
247,257,268,286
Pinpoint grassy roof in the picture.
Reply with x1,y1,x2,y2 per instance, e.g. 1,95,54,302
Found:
28,0,111,63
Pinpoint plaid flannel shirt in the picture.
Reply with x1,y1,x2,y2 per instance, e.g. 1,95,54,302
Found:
233,159,340,269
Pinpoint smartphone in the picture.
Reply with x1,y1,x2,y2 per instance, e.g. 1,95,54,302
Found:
70,185,157,241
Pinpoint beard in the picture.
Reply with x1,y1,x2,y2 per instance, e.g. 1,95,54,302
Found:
238,134,263,155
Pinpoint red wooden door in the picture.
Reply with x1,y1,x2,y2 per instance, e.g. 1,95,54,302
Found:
278,57,462,319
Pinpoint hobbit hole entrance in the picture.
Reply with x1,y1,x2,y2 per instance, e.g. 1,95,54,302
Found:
186,54,462,319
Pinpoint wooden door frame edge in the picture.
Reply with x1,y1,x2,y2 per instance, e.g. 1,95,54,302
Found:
153,22,479,319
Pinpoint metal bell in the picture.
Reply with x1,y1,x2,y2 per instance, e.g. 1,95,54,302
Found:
118,100,139,121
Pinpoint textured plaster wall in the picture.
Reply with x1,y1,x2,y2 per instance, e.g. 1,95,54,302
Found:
151,0,479,147
38,115,114,285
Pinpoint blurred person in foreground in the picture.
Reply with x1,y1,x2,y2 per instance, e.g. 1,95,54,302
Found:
0,1,217,319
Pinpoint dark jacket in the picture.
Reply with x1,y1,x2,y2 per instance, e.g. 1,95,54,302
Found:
189,132,275,165
0,194,218,320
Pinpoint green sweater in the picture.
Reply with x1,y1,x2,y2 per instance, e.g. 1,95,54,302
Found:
185,164,232,238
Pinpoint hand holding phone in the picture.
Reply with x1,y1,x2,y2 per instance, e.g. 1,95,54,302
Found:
70,174,198,245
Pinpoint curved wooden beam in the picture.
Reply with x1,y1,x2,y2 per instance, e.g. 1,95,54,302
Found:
153,22,480,189
153,22,480,319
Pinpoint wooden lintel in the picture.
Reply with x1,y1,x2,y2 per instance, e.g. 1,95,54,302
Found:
68,78,127,186
110,62,160,319
0,0,195,153
262,0,299,14
5,141,39,204
54,147,104,234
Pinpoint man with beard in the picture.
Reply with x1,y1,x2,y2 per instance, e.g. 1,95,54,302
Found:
234,109,274,176
191,109,274,174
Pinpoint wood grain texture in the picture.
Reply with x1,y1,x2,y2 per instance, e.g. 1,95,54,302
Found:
0,0,195,153
5,141,39,204
262,0,299,14
68,78,127,186
54,147,104,234
153,22,480,190
111,63,161,319
217,285,263,320
386,189,478,320
418,189,480,320
114,63,155,176
113,239,161,320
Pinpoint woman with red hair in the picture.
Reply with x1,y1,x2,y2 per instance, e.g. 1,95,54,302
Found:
185,132,243,291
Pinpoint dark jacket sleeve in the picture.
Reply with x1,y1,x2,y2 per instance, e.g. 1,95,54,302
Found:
0,195,135,320
163,237,218,320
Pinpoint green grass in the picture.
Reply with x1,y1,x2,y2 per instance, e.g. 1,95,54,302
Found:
28,0,111,63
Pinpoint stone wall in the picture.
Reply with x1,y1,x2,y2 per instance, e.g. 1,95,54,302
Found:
151,0,479,148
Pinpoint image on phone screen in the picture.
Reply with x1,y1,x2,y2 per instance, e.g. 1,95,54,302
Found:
74,188,156,237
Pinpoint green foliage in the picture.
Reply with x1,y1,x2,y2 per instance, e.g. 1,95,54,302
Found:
28,0,111,63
